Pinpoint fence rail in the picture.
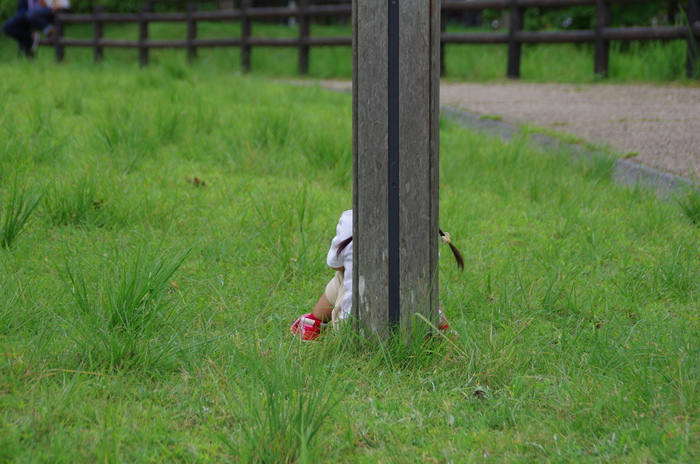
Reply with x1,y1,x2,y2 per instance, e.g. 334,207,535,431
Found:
45,0,700,78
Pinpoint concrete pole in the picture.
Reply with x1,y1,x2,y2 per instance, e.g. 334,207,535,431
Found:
353,0,441,340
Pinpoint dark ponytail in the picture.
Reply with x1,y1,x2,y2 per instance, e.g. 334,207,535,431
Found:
439,229,464,271
335,236,353,257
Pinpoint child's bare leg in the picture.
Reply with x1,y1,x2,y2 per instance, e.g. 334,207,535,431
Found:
312,293,334,322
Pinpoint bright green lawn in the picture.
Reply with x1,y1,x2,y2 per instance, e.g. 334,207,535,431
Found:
0,56,698,462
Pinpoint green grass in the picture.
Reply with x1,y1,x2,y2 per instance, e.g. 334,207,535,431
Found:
0,52,698,462
440,40,693,83
674,176,700,226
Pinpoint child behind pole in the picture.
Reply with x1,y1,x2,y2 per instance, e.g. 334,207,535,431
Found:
291,210,352,340
291,210,463,341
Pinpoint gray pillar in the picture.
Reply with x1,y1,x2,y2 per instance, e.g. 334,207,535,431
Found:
353,0,441,340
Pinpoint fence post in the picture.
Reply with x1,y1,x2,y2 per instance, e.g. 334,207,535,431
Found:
507,0,523,78
353,0,441,340
298,0,309,75
54,11,64,62
687,0,700,78
187,2,197,63
669,0,680,24
594,0,610,77
241,0,251,73
93,5,103,63
139,5,149,67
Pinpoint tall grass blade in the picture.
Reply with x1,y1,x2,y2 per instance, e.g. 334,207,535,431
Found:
0,180,42,249
674,177,700,226
59,239,191,371
220,344,341,463
45,174,106,227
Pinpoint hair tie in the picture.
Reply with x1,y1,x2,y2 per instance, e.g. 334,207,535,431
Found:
440,232,451,245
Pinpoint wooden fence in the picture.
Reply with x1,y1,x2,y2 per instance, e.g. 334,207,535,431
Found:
47,0,700,78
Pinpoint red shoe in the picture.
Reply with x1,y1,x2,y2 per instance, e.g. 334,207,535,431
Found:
290,313,327,341
438,309,449,332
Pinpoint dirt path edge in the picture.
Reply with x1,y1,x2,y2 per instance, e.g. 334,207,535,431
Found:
442,107,687,197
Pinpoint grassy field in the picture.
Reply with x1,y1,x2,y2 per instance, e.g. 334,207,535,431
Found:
0,20,696,83
1,30,699,462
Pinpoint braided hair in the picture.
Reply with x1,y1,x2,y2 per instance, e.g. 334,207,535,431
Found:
335,230,464,271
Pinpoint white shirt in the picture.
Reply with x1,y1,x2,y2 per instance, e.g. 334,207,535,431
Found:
44,0,70,8
326,210,353,318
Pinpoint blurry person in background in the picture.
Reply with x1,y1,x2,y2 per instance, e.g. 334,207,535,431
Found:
2,0,70,58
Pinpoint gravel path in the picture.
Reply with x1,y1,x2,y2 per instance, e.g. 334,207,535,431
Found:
441,82,700,180
319,80,700,182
